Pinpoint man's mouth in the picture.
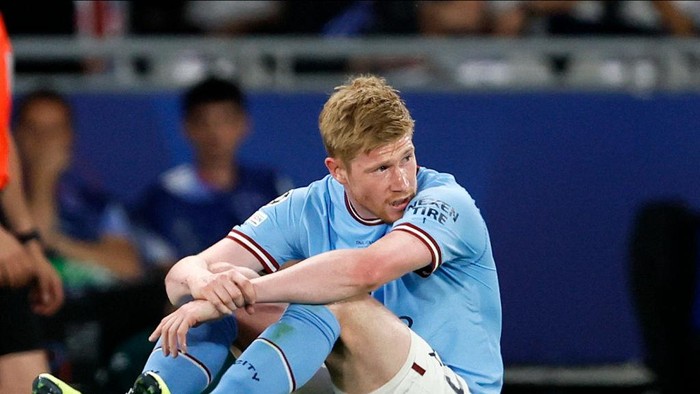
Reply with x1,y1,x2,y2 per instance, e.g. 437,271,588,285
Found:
391,197,410,210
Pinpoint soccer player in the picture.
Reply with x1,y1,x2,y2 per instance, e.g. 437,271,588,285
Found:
35,75,502,394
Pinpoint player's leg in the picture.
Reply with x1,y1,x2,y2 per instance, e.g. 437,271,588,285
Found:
325,295,470,394
136,303,285,394
210,303,340,394
32,302,289,394
208,295,410,394
0,287,52,393
1,350,51,393
324,294,412,393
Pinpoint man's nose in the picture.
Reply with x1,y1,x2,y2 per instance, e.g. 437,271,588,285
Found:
391,167,409,191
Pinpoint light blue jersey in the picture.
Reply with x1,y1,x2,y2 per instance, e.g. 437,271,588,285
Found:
230,167,503,394
379,168,503,393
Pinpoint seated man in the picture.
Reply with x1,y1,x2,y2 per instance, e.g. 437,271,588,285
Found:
131,76,292,270
15,89,167,388
14,89,142,286
35,75,503,394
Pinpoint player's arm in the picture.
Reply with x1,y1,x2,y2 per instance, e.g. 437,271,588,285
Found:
253,229,432,304
1,136,39,237
164,235,266,311
0,137,43,287
0,136,64,312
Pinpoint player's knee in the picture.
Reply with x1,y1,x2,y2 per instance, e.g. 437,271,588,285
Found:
326,293,377,322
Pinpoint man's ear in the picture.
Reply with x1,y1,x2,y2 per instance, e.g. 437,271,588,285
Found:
325,157,347,184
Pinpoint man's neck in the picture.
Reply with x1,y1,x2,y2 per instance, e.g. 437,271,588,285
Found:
196,158,238,190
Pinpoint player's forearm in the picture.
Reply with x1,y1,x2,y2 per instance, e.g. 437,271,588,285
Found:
253,249,379,304
0,139,37,233
164,255,211,305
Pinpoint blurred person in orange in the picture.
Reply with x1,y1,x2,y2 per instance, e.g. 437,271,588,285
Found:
0,13,65,394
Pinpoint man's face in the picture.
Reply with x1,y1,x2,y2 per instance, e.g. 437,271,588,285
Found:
15,99,73,170
185,102,247,161
329,135,418,224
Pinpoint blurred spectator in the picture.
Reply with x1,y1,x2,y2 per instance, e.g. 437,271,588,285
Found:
13,90,173,391
548,0,694,36
13,89,142,290
184,1,281,36
130,0,280,36
279,0,371,36
131,76,292,270
279,1,419,36
415,1,698,37
129,1,198,35
74,1,128,39
512,0,697,37
418,1,488,36
0,13,64,393
177,1,420,37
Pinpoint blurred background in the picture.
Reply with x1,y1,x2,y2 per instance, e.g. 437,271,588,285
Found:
2,1,699,393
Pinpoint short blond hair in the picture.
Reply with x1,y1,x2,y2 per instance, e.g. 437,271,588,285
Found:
319,75,415,164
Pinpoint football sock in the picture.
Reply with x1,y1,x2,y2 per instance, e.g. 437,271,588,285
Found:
210,304,340,394
142,315,238,394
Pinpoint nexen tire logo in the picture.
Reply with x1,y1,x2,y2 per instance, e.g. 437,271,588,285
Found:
406,198,459,225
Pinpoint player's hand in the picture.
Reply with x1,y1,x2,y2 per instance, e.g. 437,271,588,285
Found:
148,300,222,356
29,252,65,315
188,267,257,315
0,228,36,288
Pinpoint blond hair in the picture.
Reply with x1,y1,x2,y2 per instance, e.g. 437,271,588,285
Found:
319,75,414,164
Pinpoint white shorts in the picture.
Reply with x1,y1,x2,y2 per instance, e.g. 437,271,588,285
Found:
334,330,470,394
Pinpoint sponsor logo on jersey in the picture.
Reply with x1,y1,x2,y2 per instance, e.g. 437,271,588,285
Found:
406,198,459,225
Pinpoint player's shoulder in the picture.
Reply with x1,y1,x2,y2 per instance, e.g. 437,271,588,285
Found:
262,174,336,210
417,166,459,186
416,167,471,201
410,167,480,223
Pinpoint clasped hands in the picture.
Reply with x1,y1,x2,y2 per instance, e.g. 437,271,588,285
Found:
149,265,259,356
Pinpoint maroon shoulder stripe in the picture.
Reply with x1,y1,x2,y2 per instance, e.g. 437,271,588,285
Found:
393,223,442,277
226,230,280,273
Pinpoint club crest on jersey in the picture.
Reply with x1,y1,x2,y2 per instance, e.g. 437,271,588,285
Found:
246,210,268,227
406,198,459,225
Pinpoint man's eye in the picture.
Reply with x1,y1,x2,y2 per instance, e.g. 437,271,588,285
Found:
377,166,388,172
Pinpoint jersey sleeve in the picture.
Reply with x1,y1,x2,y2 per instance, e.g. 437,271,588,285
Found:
227,188,305,274
391,185,488,277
